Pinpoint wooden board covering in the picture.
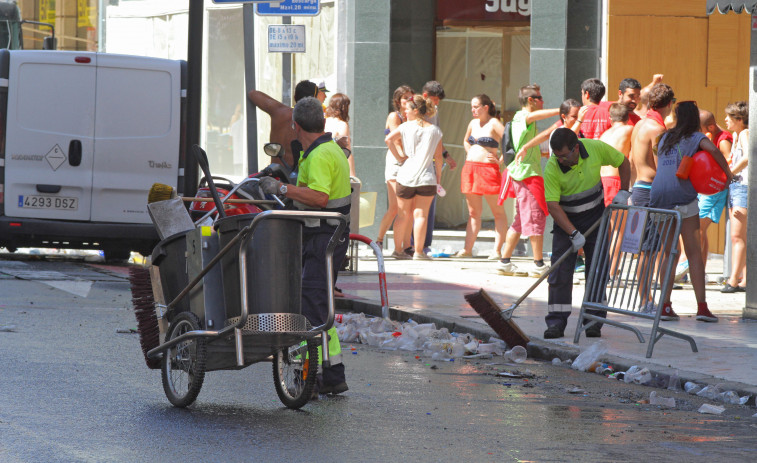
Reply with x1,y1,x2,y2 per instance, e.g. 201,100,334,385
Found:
608,1,751,253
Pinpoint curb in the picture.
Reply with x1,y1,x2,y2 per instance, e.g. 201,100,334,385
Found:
336,297,757,405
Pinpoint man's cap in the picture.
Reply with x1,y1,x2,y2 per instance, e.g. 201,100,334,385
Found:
315,80,329,93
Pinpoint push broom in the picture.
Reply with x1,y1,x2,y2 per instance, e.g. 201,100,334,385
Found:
465,218,602,348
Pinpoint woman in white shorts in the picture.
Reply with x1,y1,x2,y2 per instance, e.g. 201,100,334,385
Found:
650,101,731,322
377,85,414,250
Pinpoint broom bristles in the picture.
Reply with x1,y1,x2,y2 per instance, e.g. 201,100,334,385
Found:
464,289,530,348
129,266,161,369
147,183,176,204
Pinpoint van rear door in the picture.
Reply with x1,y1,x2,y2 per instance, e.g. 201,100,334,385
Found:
91,54,182,224
4,51,96,221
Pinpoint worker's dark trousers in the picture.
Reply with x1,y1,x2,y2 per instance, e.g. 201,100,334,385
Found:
546,205,607,331
302,224,350,386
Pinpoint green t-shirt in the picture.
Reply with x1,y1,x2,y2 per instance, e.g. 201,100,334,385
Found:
506,109,542,181
543,139,625,202
297,138,351,200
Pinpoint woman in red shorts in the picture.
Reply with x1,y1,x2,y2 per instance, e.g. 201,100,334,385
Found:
457,94,508,258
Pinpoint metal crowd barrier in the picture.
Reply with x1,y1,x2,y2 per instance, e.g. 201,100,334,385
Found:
574,204,698,358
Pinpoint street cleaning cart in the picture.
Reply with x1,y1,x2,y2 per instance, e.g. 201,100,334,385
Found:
145,210,347,409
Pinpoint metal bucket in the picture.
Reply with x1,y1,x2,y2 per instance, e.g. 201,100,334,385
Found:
216,214,302,320
150,229,192,314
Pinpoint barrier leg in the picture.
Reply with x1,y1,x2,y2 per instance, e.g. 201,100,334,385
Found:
349,234,390,319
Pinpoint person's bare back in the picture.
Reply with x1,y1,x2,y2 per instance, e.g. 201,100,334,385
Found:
248,90,296,167
600,123,633,178
630,117,665,184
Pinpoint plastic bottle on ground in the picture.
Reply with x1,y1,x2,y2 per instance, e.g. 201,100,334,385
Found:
571,340,608,371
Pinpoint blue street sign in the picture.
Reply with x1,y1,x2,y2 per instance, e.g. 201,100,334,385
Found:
256,0,320,16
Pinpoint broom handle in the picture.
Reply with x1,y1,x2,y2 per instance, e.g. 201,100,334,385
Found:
505,217,603,314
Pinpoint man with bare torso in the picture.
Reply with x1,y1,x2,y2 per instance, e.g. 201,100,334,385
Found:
630,83,675,205
600,103,633,205
247,80,319,167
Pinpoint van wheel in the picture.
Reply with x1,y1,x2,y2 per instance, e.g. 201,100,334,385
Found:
104,248,130,262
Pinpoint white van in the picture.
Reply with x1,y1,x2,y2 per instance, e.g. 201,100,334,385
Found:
0,50,190,259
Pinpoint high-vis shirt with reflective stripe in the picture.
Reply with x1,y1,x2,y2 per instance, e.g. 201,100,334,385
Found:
543,138,625,205
297,134,351,200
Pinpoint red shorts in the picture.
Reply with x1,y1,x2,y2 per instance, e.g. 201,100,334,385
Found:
461,161,501,195
510,179,547,237
601,175,621,207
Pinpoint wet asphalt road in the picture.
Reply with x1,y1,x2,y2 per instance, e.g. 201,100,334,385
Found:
1,255,757,462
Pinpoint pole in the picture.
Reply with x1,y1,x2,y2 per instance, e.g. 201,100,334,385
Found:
281,15,292,106
185,0,204,195
243,3,258,175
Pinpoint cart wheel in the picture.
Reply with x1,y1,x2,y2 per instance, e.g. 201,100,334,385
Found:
161,312,207,408
273,339,318,409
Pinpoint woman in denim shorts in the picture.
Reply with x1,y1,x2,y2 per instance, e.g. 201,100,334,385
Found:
722,101,749,293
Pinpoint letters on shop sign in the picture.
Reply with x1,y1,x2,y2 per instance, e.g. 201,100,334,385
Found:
485,0,531,16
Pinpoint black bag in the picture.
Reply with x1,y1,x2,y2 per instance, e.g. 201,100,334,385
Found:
502,120,516,166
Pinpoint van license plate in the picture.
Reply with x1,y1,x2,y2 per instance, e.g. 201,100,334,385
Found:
19,195,79,210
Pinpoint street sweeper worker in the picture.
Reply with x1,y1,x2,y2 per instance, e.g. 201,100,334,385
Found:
258,96,351,396
542,128,630,340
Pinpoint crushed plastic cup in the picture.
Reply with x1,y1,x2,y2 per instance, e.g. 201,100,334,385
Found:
697,385,722,400
720,391,740,405
649,391,676,408
552,358,562,365
698,404,725,415
684,381,702,395
504,345,527,363
571,341,608,371
624,366,652,385
739,395,751,405
666,370,681,391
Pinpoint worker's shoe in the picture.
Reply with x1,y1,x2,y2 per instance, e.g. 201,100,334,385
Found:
453,249,473,258
498,261,528,276
413,252,432,261
659,302,680,321
695,303,718,323
320,382,349,395
528,263,550,278
543,326,564,339
584,324,602,338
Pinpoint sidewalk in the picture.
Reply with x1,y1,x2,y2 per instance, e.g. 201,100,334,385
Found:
335,251,757,397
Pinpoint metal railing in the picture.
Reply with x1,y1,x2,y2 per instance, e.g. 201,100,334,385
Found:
575,204,698,358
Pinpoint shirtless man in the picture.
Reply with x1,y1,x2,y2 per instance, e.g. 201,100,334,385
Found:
629,83,677,320
634,74,664,119
600,104,633,205
630,83,675,204
247,80,319,167
600,104,634,283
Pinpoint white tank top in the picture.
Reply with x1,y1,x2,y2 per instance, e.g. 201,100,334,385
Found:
730,132,749,186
